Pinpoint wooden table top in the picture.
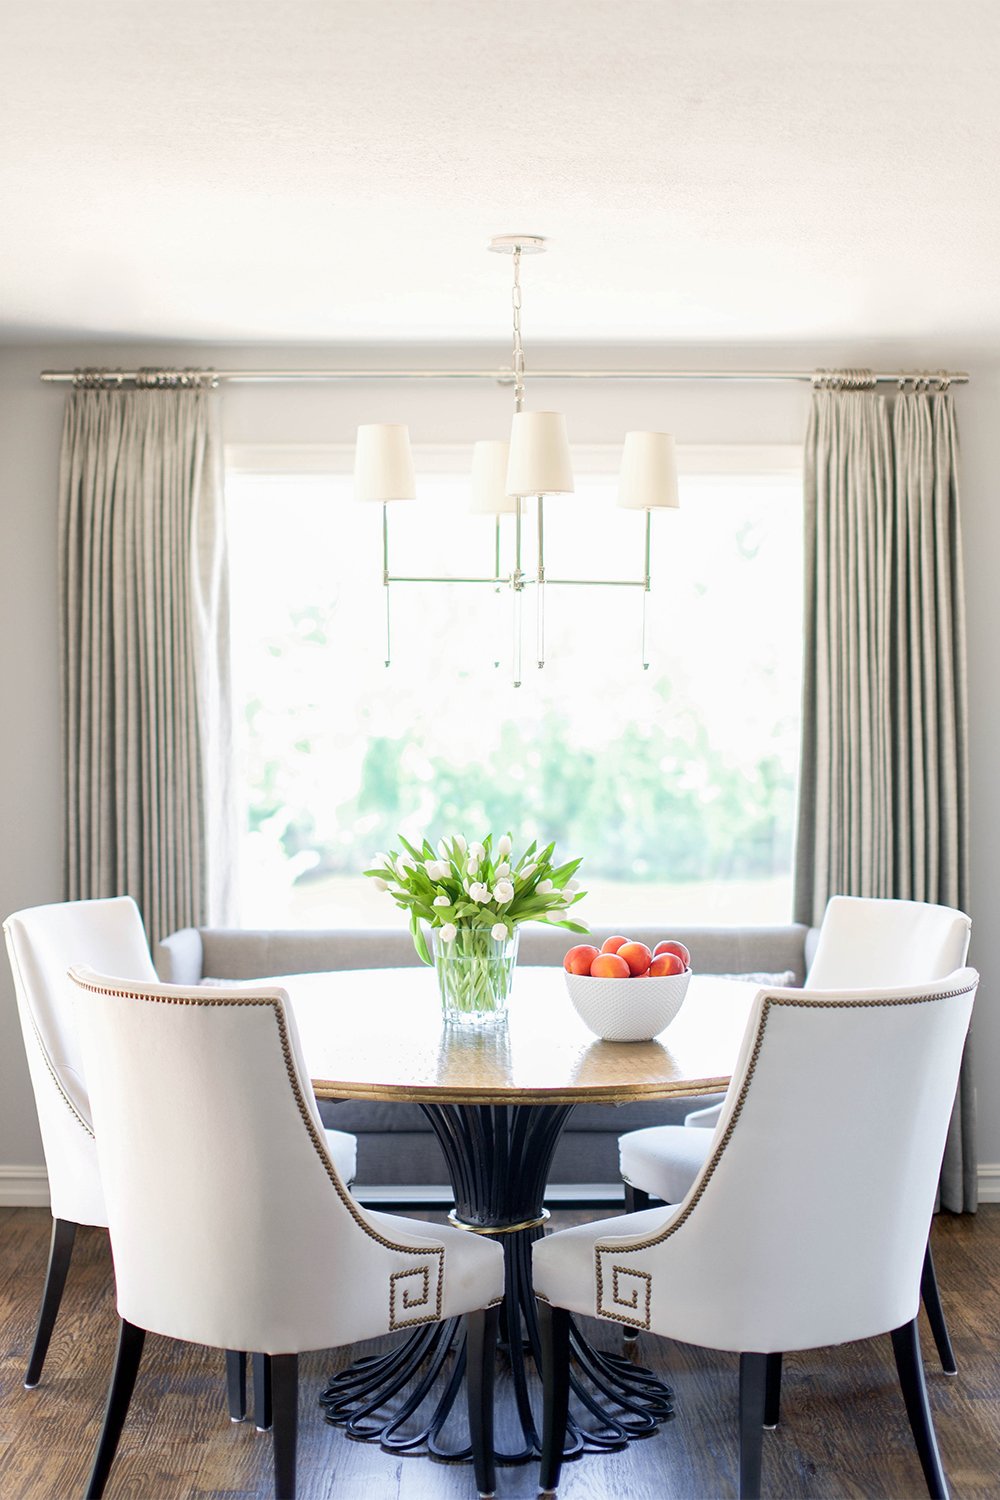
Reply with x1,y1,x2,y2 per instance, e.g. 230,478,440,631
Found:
283,967,760,1106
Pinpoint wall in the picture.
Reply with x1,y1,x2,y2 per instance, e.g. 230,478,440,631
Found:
2,339,998,1199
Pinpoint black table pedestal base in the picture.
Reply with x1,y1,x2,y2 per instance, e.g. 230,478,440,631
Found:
320,1102,673,1464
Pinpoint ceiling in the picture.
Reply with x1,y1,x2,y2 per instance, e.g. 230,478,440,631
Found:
2,0,998,348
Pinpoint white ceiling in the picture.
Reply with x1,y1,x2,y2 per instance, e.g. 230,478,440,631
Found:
2,0,999,348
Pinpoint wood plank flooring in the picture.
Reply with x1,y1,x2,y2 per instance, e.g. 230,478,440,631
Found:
1,1205,998,1499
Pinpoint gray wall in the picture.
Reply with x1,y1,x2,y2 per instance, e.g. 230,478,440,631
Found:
2,340,998,1191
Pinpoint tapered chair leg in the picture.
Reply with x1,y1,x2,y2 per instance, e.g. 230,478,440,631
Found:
538,1300,571,1497
622,1184,650,1341
226,1350,248,1421
24,1217,78,1388
254,1352,273,1430
466,1305,500,1499
624,1182,650,1214
85,1319,146,1500
921,1241,958,1375
270,1354,298,1500
891,1319,950,1499
763,1352,782,1429
739,1352,767,1499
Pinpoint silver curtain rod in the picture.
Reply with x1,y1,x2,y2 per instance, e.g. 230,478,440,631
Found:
39,366,970,388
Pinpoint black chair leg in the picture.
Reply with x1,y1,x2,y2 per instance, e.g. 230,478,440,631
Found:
24,1217,78,1388
763,1352,782,1429
85,1318,146,1500
622,1184,650,1341
624,1182,650,1214
739,1352,767,1499
254,1352,273,1430
539,1300,571,1497
921,1240,957,1376
466,1305,500,1499
891,1319,949,1499
226,1350,248,1421
270,1354,298,1500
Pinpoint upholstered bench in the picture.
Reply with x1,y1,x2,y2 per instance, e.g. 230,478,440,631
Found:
155,923,809,1197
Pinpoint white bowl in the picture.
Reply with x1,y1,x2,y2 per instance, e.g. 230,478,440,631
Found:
564,968,692,1042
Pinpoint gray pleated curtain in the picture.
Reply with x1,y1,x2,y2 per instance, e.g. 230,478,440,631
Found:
795,385,974,1210
59,386,234,944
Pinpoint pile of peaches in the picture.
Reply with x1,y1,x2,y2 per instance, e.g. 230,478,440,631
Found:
563,935,691,981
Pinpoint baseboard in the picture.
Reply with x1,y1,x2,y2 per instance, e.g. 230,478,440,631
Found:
976,1164,1000,1203
0,1166,50,1208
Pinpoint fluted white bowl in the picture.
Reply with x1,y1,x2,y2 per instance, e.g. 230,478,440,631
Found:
564,968,692,1042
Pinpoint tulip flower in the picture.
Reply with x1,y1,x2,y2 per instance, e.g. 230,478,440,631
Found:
497,834,512,858
493,880,515,904
536,878,553,894
439,923,457,943
433,895,451,908
469,882,491,903
467,858,480,877
495,862,510,878
469,841,486,862
372,877,389,891
491,922,508,941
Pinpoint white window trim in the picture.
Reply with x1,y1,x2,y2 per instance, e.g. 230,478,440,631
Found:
226,442,803,479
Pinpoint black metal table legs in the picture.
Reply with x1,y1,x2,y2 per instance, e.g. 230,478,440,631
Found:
320,1101,673,1465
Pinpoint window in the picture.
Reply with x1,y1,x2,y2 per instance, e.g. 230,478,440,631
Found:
226,446,803,928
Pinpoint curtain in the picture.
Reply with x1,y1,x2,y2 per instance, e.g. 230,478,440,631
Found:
795,383,974,1210
59,386,234,944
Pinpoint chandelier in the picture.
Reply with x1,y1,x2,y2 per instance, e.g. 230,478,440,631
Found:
353,235,679,685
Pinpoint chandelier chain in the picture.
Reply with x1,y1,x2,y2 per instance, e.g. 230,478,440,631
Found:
511,246,525,413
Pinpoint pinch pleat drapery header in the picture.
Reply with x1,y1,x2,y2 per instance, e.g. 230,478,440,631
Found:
58,387,234,945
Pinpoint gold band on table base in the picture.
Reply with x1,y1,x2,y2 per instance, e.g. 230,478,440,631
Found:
447,1207,551,1236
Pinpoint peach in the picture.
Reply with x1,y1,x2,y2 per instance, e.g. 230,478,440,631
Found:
618,941,652,977
600,935,629,954
590,952,630,979
563,944,600,975
649,951,686,977
653,939,690,967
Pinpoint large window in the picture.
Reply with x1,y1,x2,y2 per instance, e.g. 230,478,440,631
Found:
226,446,803,928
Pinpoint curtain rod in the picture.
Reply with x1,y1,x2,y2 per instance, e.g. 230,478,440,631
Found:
39,366,970,388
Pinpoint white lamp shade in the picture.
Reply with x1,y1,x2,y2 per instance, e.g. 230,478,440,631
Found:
354,423,416,503
505,411,574,496
469,441,519,514
617,431,680,510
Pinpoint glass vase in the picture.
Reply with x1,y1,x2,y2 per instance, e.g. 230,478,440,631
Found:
432,926,519,1027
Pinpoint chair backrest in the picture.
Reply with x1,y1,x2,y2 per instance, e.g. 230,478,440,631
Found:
806,895,971,989
69,967,450,1355
2,897,157,1227
596,968,978,1354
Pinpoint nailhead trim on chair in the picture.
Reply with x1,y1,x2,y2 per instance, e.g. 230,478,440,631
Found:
5,944,96,1138
69,975,448,1327
595,983,977,1327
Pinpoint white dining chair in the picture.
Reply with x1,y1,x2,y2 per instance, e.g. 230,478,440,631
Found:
2,897,357,1424
536,968,978,1500
618,896,972,1371
69,965,505,1500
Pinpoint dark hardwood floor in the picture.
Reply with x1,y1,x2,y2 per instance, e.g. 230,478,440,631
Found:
1,1204,998,1499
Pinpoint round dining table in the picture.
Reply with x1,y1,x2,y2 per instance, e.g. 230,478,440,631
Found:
284,965,759,1467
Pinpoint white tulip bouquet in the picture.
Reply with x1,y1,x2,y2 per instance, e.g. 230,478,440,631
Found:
366,833,587,1021
366,832,588,961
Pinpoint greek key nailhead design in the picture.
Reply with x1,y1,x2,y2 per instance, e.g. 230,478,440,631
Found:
599,1265,652,1329
594,983,977,1322
69,974,446,1326
390,1266,433,1329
